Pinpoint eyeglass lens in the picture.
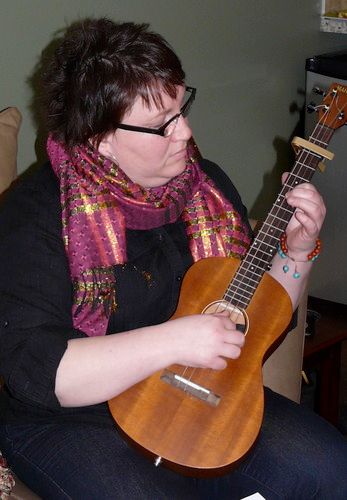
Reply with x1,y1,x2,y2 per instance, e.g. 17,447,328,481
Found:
164,89,194,136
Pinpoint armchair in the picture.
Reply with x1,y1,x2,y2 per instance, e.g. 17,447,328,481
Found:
262,287,307,402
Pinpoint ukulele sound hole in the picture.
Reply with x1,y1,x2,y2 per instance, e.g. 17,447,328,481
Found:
202,300,249,336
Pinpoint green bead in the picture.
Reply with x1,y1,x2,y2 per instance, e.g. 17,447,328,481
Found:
283,265,289,273
293,272,301,279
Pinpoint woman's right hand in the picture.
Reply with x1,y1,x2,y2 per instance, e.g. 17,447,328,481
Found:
56,311,245,406
162,312,245,370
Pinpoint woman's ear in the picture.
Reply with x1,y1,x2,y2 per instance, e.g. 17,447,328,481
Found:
95,133,112,157
96,133,118,164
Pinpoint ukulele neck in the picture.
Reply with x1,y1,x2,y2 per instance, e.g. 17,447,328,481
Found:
224,124,334,309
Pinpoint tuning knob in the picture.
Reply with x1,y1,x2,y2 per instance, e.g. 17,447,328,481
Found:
313,86,326,96
306,102,317,113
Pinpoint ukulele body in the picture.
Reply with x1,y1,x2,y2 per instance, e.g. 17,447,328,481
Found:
108,256,292,476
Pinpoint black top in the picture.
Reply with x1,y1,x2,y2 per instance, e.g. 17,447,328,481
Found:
0,160,251,422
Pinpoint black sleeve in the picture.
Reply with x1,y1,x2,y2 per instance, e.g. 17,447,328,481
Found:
0,165,86,409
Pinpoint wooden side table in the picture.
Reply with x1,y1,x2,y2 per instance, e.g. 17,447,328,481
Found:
303,296,347,426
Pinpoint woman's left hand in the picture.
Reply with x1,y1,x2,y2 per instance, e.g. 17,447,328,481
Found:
283,177,326,259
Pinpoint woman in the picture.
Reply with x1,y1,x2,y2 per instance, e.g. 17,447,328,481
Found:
0,18,346,499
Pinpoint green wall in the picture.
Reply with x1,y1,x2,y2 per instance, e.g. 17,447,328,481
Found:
1,0,347,217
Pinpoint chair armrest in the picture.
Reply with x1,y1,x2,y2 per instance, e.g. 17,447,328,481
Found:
262,288,308,402
249,219,307,402
0,107,22,193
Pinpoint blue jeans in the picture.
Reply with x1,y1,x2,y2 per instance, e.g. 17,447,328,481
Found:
1,389,347,499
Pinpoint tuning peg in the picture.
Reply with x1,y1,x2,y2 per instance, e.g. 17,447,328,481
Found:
313,86,326,96
306,102,318,113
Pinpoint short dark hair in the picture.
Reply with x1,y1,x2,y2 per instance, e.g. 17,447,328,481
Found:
43,18,185,149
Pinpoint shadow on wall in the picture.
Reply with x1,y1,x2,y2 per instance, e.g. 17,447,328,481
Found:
26,26,70,173
249,91,306,221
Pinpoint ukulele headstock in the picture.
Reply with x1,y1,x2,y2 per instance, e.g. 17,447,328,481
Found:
319,83,347,129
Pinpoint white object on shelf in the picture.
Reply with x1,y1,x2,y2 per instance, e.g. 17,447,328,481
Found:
321,15,347,32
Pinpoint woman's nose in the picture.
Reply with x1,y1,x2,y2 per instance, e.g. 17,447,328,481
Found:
172,115,192,142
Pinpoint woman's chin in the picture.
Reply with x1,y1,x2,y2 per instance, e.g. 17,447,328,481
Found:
141,160,188,188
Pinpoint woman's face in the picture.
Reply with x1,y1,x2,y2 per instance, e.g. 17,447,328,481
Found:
98,85,192,188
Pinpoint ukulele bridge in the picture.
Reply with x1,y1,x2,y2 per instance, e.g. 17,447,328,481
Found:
160,369,221,407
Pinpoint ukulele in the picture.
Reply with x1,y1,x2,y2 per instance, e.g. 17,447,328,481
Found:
108,83,347,476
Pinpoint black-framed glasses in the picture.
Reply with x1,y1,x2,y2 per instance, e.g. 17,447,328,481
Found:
116,86,196,137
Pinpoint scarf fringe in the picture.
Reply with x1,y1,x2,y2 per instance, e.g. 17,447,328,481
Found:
73,267,117,318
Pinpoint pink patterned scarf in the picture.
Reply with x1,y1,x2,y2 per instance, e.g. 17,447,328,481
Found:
47,137,251,336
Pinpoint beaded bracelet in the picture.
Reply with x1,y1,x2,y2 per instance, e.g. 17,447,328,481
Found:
278,232,321,279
